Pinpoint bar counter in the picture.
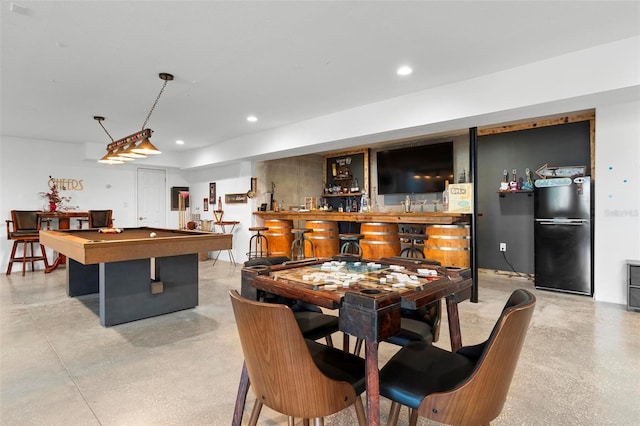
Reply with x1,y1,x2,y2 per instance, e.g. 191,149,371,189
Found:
253,210,468,225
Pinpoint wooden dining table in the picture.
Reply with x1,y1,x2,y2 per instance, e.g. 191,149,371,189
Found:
38,211,89,272
233,256,473,425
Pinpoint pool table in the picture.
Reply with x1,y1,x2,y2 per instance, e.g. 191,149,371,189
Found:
40,227,233,326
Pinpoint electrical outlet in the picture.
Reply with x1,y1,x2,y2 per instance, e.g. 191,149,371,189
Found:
499,242,507,252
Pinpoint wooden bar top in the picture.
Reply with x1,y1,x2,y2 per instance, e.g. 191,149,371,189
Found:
254,210,468,224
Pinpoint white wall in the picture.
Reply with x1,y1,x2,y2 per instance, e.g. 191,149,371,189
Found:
0,137,189,271
594,100,640,304
184,162,254,264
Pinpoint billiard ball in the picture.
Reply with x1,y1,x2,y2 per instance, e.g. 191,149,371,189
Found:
150,232,157,238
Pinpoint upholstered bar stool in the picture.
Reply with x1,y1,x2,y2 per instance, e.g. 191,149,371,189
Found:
247,226,269,260
291,228,314,260
339,233,363,256
6,210,50,276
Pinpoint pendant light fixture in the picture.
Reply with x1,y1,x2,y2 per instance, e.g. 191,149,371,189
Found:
96,73,173,164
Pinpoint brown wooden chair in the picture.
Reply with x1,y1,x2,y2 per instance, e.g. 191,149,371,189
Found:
5,210,49,276
379,289,536,426
244,257,341,348
229,290,367,425
88,209,113,228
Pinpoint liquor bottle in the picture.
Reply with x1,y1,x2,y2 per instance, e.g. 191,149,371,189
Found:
360,191,369,212
442,180,450,212
351,178,359,193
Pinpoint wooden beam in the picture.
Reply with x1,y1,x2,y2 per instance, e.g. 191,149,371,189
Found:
477,112,595,136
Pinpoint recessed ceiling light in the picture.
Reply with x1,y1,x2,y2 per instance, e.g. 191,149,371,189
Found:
247,115,258,122
397,66,413,76
176,140,184,145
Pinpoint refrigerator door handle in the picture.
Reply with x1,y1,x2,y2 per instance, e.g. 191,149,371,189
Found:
535,219,588,226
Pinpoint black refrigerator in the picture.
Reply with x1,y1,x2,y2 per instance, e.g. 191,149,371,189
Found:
534,176,593,295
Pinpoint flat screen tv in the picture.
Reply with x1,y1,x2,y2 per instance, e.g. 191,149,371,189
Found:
376,141,454,194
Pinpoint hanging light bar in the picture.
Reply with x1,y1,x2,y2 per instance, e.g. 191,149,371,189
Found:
98,149,124,164
95,73,173,164
119,141,147,159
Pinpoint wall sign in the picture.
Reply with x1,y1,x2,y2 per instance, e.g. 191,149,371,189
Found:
48,177,84,191
225,193,248,204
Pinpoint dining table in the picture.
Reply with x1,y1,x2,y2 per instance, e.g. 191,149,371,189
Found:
233,256,473,426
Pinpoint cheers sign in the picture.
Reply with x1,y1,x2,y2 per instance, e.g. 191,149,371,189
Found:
49,177,84,191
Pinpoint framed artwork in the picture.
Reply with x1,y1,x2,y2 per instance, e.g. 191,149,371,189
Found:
203,198,209,211
171,186,189,211
209,182,216,203
323,148,369,194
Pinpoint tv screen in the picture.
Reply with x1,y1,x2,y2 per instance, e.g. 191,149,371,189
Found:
376,142,454,194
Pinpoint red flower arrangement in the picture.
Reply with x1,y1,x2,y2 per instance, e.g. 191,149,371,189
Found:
39,176,71,212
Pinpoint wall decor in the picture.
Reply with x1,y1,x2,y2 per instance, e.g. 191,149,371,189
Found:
323,148,369,195
209,182,216,203
171,186,189,211
225,193,248,204
203,198,209,211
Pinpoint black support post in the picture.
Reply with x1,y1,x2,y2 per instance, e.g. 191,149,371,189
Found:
469,127,479,303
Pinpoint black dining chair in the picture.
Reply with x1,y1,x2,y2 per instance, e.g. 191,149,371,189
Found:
353,256,445,355
88,209,113,228
379,289,536,426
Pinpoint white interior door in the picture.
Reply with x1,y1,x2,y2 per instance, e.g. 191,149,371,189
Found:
137,168,166,227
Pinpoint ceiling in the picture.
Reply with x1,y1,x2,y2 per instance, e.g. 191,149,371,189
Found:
2,1,639,155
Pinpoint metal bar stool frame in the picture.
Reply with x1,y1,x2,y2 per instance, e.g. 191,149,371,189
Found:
339,233,363,256
291,228,314,261
247,226,269,260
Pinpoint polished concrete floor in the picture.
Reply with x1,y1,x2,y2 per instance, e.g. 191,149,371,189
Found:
2,260,639,425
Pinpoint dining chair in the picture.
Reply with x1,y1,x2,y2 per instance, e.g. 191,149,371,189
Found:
229,290,366,425
379,288,536,426
353,256,445,355
244,257,341,348
79,209,113,228
5,210,50,275
87,209,113,228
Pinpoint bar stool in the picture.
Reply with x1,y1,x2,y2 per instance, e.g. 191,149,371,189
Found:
399,234,426,258
339,233,363,256
6,210,50,276
247,226,269,260
291,228,314,260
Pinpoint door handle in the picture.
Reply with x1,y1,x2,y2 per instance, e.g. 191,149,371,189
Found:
139,217,146,220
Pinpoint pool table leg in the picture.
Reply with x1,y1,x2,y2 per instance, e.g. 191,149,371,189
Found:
99,254,198,326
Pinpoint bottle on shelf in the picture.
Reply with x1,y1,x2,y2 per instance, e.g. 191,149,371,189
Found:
351,178,359,193
351,198,357,212
403,194,411,213
338,203,344,213
360,191,369,212
442,180,450,212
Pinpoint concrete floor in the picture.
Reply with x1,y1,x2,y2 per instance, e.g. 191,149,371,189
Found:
1,261,639,425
